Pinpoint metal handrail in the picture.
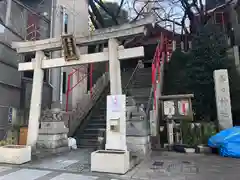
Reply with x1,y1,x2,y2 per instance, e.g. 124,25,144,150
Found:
123,63,140,94
146,85,154,118
146,35,164,117
66,67,89,112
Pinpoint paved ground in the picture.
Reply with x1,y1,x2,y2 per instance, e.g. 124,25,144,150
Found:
0,166,117,180
1,149,240,179
117,151,240,180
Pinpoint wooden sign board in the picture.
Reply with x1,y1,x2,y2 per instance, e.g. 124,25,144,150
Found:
159,94,194,121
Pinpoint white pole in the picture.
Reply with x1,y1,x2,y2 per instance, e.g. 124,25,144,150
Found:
5,0,12,26
233,45,240,66
27,51,45,147
60,7,67,105
108,38,122,95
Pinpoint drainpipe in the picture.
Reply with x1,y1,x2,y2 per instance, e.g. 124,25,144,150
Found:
60,6,68,105
5,0,12,26
49,0,55,86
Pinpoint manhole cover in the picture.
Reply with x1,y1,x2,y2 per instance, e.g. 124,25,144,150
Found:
64,163,90,172
167,162,199,174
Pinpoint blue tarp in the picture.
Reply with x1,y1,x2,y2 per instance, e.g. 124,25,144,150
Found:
208,126,240,158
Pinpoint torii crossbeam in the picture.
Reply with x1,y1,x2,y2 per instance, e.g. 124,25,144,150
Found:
12,16,155,53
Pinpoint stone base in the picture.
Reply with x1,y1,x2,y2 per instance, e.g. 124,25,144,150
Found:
127,136,150,144
196,145,211,154
0,145,31,164
91,150,130,174
127,136,150,156
39,146,70,154
127,143,150,156
126,120,149,136
37,134,68,149
184,148,195,153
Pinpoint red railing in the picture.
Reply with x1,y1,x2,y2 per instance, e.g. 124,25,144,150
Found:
66,66,89,112
66,62,109,112
152,34,170,110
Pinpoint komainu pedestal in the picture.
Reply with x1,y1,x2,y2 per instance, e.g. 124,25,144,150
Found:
36,107,69,153
126,104,150,157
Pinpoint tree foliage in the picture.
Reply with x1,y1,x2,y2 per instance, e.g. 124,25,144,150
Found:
163,49,191,95
99,2,128,28
133,0,235,34
186,25,230,120
89,0,128,29
164,25,240,121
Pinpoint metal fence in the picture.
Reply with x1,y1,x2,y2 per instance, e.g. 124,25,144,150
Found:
0,0,50,40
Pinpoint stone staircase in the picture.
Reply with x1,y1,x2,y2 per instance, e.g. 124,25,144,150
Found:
74,87,108,148
123,67,152,109
123,67,152,157
74,66,152,156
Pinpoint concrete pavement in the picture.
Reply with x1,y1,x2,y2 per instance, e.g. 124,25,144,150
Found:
1,149,240,180
0,166,119,180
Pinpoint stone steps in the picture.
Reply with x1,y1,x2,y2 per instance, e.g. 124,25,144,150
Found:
75,67,152,150
77,133,99,139
87,125,106,130
83,128,103,135
90,119,106,124
74,90,108,148
77,138,100,147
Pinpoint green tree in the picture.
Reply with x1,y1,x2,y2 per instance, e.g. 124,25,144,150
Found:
164,25,240,122
163,49,191,95
185,25,237,121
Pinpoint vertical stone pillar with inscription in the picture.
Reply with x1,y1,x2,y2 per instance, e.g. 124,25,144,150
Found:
214,69,233,130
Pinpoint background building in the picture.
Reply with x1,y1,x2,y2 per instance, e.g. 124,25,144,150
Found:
0,0,52,139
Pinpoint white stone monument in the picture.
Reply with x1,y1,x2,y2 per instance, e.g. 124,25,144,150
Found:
91,95,130,174
214,69,233,129
91,39,132,174
105,95,127,150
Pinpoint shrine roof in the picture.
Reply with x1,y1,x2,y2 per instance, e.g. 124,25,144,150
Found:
125,24,182,47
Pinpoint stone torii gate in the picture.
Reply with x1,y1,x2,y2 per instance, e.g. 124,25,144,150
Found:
12,16,155,148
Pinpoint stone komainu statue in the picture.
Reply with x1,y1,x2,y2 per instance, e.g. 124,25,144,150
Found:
41,107,63,122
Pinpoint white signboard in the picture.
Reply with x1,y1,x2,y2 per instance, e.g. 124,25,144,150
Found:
178,100,189,115
214,69,233,129
106,95,127,151
164,101,175,116
107,95,122,112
